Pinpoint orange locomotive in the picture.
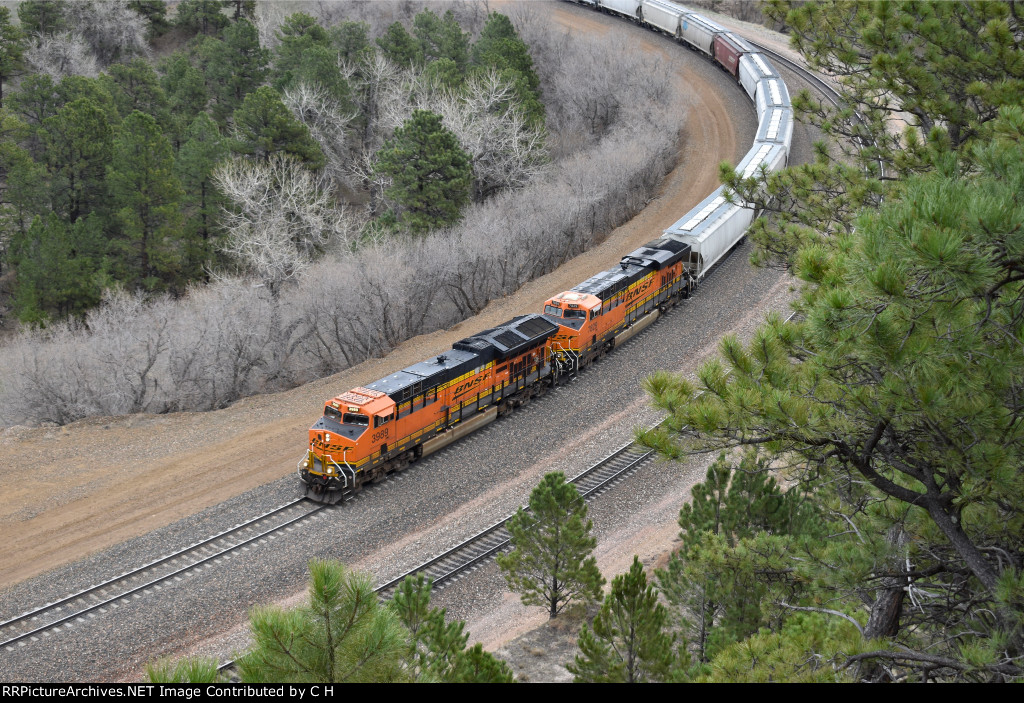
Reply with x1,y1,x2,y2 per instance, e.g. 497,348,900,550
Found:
299,237,692,503
300,315,560,503
542,237,692,375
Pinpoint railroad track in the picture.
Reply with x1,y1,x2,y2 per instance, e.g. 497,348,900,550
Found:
0,499,327,652
375,440,655,601
217,436,658,678
0,285,689,661
749,42,841,108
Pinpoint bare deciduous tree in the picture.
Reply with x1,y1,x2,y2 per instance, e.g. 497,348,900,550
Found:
61,0,149,66
214,154,358,294
432,70,549,202
24,33,99,79
282,82,357,189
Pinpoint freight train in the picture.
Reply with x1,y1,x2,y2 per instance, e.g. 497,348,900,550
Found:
299,0,794,503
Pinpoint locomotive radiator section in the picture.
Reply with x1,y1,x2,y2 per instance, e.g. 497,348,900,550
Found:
300,0,794,502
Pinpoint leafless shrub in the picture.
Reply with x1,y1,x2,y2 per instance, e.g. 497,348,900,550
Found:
295,243,442,373
0,291,171,423
515,18,675,157
163,279,277,410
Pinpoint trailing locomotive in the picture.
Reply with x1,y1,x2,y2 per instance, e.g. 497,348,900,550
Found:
543,237,690,374
299,0,795,503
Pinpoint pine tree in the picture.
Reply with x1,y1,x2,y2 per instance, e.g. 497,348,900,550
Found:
17,0,65,35
375,22,422,68
9,212,106,322
330,21,371,65
55,76,120,125
412,9,469,73
237,560,410,683
7,74,60,129
389,574,515,683
175,112,227,279
728,0,1024,271
0,110,47,246
202,18,268,125
471,13,544,127
374,109,471,234
641,106,1024,680
159,52,209,149
102,58,168,124
128,1,171,39
41,97,113,223
145,657,221,683
450,644,516,683
496,471,605,618
568,556,677,683
271,12,331,92
0,7,26,109
107,110,184,292
230,85,325,169
174,0,228,37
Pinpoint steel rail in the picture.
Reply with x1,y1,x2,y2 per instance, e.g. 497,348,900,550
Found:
1,499,326,651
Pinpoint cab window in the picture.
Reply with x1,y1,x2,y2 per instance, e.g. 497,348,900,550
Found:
324,406,342,422
544,305,561,317
343,413,369,426
563,309,587,320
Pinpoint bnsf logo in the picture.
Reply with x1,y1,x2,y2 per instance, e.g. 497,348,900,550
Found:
453,375,485,398
625,278,653,302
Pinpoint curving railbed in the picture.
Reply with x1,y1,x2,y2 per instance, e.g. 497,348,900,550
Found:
297,0,793,503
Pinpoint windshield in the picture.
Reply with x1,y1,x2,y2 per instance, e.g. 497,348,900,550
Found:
544,304,561,317
563,309,587,319
343,413,369,426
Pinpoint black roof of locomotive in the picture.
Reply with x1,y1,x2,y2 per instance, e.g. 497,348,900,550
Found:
572,238,689,302
364,315,558,403
365,348,479,402
453,314,559,362
620,237,690,270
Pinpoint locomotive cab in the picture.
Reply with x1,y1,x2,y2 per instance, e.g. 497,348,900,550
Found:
542,291,602,374
300,387,396,503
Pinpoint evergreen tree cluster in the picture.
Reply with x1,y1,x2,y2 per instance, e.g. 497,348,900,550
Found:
636,0,1024,682
148,560,514,684
0,2,545,323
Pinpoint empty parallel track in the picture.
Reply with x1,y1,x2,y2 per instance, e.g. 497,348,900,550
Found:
375,440,656,601
0,499,326,651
